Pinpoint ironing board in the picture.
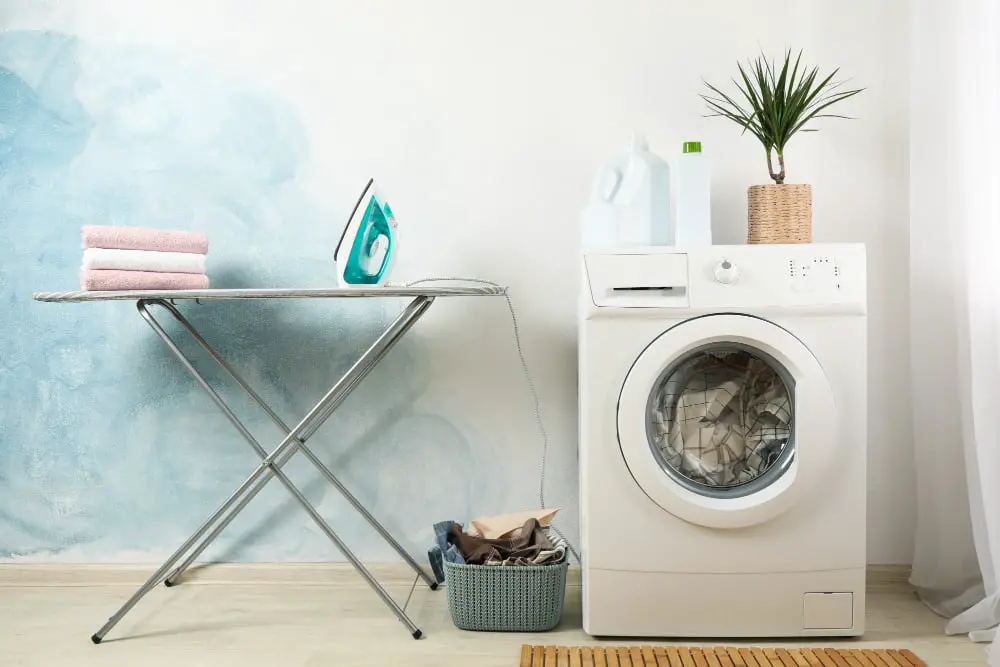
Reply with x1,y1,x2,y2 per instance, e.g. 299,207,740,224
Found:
32,285,505,643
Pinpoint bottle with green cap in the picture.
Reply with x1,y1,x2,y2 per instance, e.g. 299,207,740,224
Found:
675,140,712,246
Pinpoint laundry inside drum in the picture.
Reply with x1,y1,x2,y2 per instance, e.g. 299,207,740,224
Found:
647,344,795,497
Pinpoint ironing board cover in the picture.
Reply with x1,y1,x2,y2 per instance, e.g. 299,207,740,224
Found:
32,286,505,302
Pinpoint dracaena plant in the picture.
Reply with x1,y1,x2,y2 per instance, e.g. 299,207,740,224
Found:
701,49,864,185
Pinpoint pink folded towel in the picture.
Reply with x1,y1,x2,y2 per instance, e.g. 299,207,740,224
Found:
80,269,210,291
82,225,209,255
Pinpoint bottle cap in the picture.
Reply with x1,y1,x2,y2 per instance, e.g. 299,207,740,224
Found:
631,132,650,152
683,141,702,153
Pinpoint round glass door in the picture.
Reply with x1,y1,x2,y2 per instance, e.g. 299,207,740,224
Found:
647,343,795,499
617,314,836,529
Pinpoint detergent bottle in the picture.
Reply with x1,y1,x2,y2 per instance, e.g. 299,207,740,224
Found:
580,133,672,247
674,141,713,246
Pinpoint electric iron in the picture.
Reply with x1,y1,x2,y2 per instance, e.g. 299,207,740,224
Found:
335,178,398,287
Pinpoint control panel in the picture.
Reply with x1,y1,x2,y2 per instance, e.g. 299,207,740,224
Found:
696,245,863,310
788,255,842,293
583,244,866,312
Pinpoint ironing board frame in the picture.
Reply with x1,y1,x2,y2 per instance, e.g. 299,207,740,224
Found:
32,286,505,643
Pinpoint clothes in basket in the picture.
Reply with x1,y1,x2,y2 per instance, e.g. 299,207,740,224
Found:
427,518,567,584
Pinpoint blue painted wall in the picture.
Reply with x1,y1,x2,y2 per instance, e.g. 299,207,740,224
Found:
0,30,492,562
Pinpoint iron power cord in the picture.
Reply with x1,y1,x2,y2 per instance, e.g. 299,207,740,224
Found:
403,277,580,562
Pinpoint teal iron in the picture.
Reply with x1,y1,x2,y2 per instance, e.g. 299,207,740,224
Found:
335,178,398,287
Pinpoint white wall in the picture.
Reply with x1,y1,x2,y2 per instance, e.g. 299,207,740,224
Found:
5,1,914,563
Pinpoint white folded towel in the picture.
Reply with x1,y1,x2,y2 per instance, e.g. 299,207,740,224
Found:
82,248,207,274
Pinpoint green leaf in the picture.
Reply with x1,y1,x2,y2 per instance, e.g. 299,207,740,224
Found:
790,89,864,135
701,48,865,178
701,78,768,143
773,49,791,129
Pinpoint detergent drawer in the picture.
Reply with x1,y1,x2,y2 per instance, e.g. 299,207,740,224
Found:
584,252,689,308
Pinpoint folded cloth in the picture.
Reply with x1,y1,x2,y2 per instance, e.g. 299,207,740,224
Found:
82,248,207,274
80,269,210,291
470,508,560,539
82,225,209,254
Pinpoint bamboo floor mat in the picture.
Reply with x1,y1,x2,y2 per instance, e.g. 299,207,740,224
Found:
517,645,926,667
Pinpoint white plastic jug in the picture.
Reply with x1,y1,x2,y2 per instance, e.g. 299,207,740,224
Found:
580,133,672,248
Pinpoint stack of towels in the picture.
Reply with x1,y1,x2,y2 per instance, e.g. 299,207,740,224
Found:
80,225,210,291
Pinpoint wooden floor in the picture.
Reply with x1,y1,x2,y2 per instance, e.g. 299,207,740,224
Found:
0,564,987,667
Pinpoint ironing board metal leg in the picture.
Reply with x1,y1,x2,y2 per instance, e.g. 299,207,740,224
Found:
147,299,436,590
163,442,295,586
91,296,434,643
136,300,426,626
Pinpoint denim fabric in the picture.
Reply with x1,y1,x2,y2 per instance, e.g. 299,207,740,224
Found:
427,519,465,583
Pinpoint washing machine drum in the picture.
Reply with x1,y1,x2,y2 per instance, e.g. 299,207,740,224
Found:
651,347,793,491
617,314,837,529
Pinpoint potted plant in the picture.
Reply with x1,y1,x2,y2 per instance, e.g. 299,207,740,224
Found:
701,49,864,244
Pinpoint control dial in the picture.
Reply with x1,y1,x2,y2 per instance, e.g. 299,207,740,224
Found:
714,259,740,285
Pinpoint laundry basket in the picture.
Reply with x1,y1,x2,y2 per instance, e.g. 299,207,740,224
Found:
443,559,569,632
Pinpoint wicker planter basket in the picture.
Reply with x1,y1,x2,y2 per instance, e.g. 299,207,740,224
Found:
747,184,812,244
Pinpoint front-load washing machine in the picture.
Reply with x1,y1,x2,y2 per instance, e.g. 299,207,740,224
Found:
579,244,866,638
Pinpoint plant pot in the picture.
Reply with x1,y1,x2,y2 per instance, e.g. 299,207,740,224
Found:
747,184,812,244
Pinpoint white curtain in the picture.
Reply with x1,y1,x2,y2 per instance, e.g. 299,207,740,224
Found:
910,1,1000,663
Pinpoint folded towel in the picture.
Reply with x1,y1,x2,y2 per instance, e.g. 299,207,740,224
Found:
82,225,209,255
82,248,207,274
80,269,210,291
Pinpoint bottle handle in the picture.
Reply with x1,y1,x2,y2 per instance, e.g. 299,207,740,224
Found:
596,166,622,203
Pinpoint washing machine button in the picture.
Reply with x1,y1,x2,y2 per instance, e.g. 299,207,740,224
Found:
714,259,740,285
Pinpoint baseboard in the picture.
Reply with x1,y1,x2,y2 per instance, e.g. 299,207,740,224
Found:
0,562,434,588
0,562,913,592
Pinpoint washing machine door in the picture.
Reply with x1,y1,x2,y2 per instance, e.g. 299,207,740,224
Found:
617,313,836,529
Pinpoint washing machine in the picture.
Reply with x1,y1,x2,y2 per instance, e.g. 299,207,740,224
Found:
579,244,866,638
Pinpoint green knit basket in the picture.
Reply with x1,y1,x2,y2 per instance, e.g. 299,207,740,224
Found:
443,559,569,632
